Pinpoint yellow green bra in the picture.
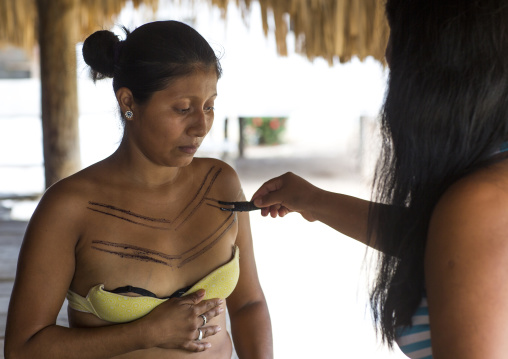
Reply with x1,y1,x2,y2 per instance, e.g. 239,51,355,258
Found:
67,246,239,323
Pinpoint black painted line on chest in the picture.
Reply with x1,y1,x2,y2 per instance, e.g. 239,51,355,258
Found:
91,246,172,266
88,201,171,223
92,240,181,261
86,207,170,230
173,166,223,230
178,213,237,268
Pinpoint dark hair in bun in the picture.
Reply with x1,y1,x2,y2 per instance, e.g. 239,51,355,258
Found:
82,29,120,81
82,20,222,104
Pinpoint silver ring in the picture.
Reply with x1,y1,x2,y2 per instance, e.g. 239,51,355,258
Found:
199,314,207,327
196,328,203,341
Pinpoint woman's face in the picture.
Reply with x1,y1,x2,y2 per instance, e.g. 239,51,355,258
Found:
126,69,218,168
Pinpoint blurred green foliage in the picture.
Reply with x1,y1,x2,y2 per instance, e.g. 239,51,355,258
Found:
243,117,287,145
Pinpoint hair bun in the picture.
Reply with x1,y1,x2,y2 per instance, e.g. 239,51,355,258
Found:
82,30,119,80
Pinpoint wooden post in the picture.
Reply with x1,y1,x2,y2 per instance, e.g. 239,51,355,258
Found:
36,0,80,188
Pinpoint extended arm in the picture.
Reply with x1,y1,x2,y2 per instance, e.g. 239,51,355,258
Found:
250,172,376,247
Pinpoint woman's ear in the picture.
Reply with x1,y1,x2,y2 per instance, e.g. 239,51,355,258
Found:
116,87,134,118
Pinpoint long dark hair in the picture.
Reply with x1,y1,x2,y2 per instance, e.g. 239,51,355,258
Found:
82,20,222,106
369,0,508,345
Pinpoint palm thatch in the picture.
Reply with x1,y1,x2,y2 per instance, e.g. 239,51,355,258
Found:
211,0,389,64
1,0,388,64
0,0,37,50
0,0,159,51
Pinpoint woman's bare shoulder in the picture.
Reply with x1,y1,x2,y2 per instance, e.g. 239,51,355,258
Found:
432,162,508,224
193,157,238,175
192,157,244,198
30,164,106,227
425,160,508,357
427,160,508,269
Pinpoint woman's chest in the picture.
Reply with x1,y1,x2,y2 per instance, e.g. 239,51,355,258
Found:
72,195,238,296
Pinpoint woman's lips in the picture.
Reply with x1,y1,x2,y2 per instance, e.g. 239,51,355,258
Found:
178,145,198,154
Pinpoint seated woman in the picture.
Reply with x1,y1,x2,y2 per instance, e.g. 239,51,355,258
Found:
5,20,272,359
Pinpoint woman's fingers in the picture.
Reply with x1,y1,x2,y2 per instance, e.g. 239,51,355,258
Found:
251,172,308,212
196,299,224,325
178,289,206,305
182,337,211,352
199,325,222,339
251,174,290,207
269,204,281,218
154,294,224,351
261,207,271,217
178,290,224,324
251,175,285,203
180,308,222,352
278,206,290,217
252,172,319,222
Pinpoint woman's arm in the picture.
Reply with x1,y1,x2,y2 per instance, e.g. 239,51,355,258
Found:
425,173,508,358
227,207,273,359
5,182,223,359
250,172,374,247
218,164,272,358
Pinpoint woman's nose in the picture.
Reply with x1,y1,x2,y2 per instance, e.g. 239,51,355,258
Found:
188,111,208,137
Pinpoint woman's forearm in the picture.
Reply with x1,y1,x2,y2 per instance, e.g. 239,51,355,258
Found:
252,173,377,248
5,320,151,359
309,189,373,246
230,301,273,359
309,189,406,253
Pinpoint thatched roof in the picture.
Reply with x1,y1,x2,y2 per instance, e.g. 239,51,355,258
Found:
0,0,388,65
212,0,389,64
0,0,159,50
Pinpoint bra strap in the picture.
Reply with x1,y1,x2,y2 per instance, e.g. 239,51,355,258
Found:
108,285,192,299
109,285,158,298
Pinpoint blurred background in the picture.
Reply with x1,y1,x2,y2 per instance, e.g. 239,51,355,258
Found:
0,0,407,357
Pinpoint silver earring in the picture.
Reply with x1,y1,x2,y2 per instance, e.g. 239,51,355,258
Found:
125,110,133,119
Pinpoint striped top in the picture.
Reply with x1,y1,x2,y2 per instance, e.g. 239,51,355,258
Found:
395,295,432,359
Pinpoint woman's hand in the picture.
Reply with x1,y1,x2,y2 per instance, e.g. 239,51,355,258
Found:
141,289,224,352
251,172,319,221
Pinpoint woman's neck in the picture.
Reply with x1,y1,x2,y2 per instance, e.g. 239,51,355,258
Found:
108,142,185,189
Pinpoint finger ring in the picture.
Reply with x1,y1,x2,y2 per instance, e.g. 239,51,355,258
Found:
199,314,207,326
196,328,203,341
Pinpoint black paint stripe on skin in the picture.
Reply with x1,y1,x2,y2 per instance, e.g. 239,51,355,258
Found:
92,240,181,260
172,166,216,224
91,246,170,266
178,213,237,268
179,212,235,256
88,166,223,232
175,168,222,230
88,201,171,223
86,207,170,230
206,203,223,210
89,214,236,268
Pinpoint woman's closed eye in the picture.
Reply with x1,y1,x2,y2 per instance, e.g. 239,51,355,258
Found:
204,106,215,113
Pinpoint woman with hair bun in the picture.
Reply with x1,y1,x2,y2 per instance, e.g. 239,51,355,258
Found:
5,20,272,359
